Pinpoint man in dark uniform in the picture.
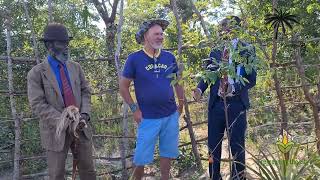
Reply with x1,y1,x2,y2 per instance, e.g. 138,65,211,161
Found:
27,23,96,180
193,16,257,179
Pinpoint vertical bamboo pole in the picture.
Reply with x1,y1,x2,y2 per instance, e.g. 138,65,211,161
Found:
114,0,128,178
5,12,21,180
171,0,203,171
22,0,40,64
48,0,53,22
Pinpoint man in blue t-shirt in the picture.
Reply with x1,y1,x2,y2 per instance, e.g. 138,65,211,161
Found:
119,19,184,180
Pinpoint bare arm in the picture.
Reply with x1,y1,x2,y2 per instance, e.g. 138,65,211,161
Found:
119,76,134,104
174,82,185,114
174,83,184,103
119,76,142,123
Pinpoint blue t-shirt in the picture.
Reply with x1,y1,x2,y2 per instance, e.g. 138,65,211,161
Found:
122,49,178,119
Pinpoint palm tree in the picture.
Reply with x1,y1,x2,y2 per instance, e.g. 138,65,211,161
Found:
265,8,299,39
265,8,299,131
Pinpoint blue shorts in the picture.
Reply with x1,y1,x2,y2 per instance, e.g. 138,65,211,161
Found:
133,111,179,166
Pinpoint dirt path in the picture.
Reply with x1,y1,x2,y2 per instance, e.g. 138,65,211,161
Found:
198,136,258,180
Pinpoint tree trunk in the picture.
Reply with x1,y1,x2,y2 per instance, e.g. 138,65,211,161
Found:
183,102,204,170
270,7,288,130
22,0,40,64
222,94,234,177
92,0,120,115
105,21,118,114
188,0,211,40
5,14,21,180
254,22,288,130
272,72,288,130
91,0,119,59
171,0,182,57
294,42,320,154
171,0,203,171
106,22,117,59
114,0,128,178
241,2,288,130
106,22,119,115
48,0,53,22
272,0,278,11
317,55,320,108
270,0,288,130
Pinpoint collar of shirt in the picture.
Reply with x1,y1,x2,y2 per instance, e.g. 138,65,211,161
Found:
47,55,71,95
48,55,65,68
143,48,161,58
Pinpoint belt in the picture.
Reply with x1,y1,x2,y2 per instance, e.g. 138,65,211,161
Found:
218,95,241,102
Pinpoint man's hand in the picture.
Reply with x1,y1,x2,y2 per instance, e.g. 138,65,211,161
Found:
133,109,142,124
226,83,233,94
192,88,202,102
76,119,87,131
76,113,89,131
219,81,233,96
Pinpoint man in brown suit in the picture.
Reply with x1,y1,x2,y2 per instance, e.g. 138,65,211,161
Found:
27,23,96,180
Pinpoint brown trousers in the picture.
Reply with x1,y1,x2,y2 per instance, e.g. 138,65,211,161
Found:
47,131,96,180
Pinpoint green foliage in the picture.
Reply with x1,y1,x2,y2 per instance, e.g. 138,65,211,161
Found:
176,146,197,173
20,120,46,174
0,0,320,177
0,121,14,171
195,37,259,86
245,144,320,179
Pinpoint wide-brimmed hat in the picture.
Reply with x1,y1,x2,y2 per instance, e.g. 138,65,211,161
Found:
40,22,73,42
220,16,241,28
135,19,169,44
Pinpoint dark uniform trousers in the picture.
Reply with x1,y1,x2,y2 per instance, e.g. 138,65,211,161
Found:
208,97,247,180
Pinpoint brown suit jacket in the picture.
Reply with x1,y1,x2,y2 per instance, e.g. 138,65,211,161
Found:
27,59,92,152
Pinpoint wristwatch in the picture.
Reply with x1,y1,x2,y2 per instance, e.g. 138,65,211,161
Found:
129,103,138,113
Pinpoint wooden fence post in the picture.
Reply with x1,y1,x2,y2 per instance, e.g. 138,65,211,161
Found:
5,11,21,180
171,0,203,171
114,0,128,179
22,0,40,64
48,0,53,22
